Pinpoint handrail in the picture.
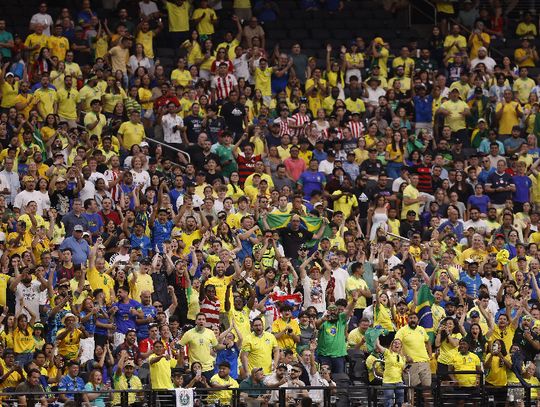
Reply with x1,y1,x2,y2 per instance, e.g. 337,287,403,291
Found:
145,137,191,163
408,0,437,27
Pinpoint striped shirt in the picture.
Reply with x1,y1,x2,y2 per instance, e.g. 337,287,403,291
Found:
212,74,238,101
348,121,365,138
324,127,343,140
237,153,262,184
104,169,122,202
274,117,291,137
291,113,311,137
200,297,221,327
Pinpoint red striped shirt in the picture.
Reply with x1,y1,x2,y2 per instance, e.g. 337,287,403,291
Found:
348,121,365,138
291,113,311,137
213,74,237,101
200,297,221,327
237,154,262,184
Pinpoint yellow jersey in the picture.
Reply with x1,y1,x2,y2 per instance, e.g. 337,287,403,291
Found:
47,35,70,60
450,351,481,387
57,328,82,360
254,66,272,97
192,8,217,35
55,87,79,120
241,331,278,374
179,327,218,372
171,69,192,87
272,317,300,353
395,325,430,363
0,81,19,109
383,348,406,384
34,87,57,120
209,374,238,404
13,326,35,354
118,121,145,149
136,30,155,58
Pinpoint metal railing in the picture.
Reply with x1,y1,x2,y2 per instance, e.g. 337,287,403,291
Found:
408,0,437,27
144,137,191,163
3,379,540,407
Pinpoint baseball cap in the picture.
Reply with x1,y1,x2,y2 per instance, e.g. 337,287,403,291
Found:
73,225,84,232
22,175,35,182
140,141,149,148
470,311,480,318
494,233,505,240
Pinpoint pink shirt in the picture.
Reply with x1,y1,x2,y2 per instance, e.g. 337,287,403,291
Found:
284,157,307,181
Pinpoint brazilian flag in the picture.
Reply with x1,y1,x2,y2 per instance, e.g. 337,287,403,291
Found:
416,284,435,343
259,213,331,247
32,128,47,160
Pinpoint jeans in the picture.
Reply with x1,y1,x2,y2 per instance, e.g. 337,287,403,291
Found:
383,382,405,407
318,355,346,373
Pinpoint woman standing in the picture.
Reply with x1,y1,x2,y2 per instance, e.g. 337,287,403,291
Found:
367,195,389,242
385,132,405,179
435,317,462,380
375,338,407,407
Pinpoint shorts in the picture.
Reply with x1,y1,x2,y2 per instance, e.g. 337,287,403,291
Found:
406,362,432,387
507,386,524,402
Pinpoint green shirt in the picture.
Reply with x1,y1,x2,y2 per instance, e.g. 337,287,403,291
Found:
215,143,238,178
317,312,348,357
239,377,268,397
0,31,13,58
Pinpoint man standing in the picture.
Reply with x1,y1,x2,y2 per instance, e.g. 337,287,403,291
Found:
485,159,515,209
14,176,44,215
395,312,432,405
179,313,224,379
211,62,238,103
315,290,358,373
241,317,280,375
55,75,79,128
401,173,426,220
437,88,470,147
158,101,183,154
0,20,14,61
220,91,247,139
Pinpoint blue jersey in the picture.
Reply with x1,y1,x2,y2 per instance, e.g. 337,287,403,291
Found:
137,304,157,339
152,220,174,253
215,345,240,379
459,271,482,298
94,305,110,336
113,299,142,334
130,234,152,257
79,310,96,334
298,170,326,199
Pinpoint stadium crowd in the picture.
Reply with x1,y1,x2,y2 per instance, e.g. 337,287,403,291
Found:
4,0,540,406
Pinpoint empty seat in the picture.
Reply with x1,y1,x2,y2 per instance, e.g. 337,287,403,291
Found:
289,29,309,40
266,28,287,40
302,39,323,49
333,29,352,40
156,48,175,58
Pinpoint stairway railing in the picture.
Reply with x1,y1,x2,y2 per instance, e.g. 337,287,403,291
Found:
408,0,437,27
